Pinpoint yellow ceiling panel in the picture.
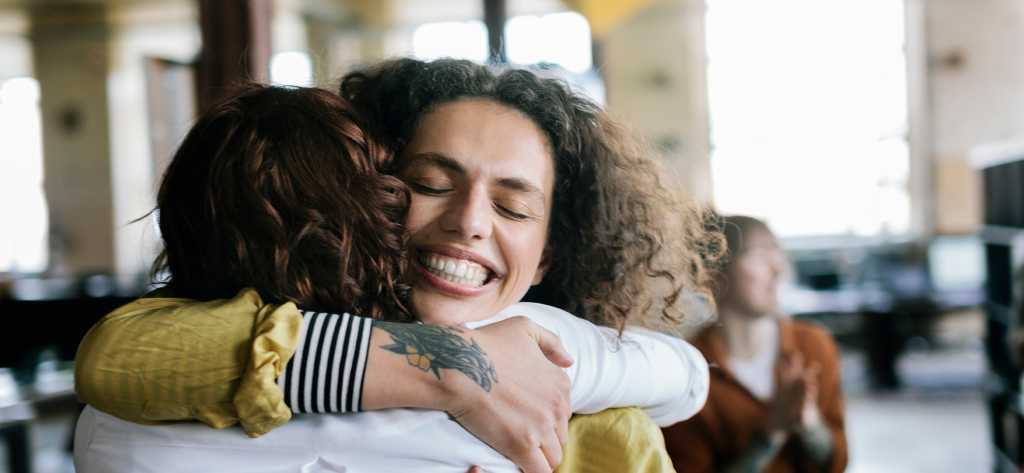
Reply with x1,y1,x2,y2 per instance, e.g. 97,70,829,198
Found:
567,0,663,37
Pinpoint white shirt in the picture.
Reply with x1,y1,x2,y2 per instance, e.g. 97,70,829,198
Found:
74,302,709,473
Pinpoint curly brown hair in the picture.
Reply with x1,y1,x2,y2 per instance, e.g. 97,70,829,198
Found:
153,83,413,322
341,58,721,331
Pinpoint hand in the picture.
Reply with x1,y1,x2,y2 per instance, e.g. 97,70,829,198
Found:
445,316,573,473
800,361,822,428
766,353,809,436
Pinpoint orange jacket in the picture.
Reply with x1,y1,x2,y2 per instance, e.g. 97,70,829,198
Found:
662,319,848,473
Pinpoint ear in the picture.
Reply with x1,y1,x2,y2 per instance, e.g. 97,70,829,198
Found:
531,252,552,285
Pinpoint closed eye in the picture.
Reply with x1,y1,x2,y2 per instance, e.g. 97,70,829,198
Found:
495,204,530,221
408,182,453,195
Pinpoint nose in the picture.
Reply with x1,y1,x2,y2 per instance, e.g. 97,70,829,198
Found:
439,186,492,240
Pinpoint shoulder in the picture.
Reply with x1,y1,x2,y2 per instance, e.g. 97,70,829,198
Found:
684,326,721,362
505,302,575,318
492,303,596,335
786,317,833,340
783,318,839,359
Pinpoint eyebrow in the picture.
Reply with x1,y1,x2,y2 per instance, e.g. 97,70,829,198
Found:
404,152,546,202
495,177,545,202
403,152,465,173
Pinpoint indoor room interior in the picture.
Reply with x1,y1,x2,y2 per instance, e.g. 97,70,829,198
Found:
0,0,1018,471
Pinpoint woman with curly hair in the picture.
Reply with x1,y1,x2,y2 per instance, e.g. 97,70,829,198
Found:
74,59,717,472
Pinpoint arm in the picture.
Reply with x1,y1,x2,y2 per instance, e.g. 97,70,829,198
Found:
713,353,809,473
716,337,846,473
799,420,834,468
490,303,710,427
801,329,848,473
76,289,573,472
718,431,788,473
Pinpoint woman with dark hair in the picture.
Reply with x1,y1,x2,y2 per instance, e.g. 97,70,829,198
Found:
661,216,848,473
75,59,716,472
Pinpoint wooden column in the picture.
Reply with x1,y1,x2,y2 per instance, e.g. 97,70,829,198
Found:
196,0,272,108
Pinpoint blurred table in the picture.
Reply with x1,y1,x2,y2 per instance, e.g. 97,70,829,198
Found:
781,285,984,389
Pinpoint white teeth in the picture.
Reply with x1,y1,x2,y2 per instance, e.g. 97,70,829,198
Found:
419,254,490,287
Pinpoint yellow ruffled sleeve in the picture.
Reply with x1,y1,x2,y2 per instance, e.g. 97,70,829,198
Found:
556,407,676,473
74,288,302,438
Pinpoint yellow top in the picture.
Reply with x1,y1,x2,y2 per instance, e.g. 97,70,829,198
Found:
558,407,676,473
74,288,302,438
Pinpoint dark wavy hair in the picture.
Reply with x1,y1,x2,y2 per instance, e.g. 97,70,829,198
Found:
340,58,721,330
153,83,413,322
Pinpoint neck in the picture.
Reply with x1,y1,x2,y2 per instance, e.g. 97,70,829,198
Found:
716,305,775,361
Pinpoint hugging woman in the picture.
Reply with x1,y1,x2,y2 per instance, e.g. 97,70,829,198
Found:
74,59,718,472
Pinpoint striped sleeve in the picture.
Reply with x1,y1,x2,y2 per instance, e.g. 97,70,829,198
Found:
277,311,374,414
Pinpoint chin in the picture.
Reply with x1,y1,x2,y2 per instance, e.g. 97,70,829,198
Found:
411,300,478,327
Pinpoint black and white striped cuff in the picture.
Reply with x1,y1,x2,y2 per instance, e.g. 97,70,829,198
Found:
278,311,374,414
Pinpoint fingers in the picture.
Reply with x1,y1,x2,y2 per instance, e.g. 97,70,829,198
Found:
555,409,569,446
779,352,805,382
527,320,574,368
510,449,554,473
468,468,484,473
789,352,805,371
804,374,819,401
540,432,564,471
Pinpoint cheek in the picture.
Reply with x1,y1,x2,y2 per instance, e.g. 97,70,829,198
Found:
404,195,438,236
748,268,776,292
732,267,768,297
502,227,548,278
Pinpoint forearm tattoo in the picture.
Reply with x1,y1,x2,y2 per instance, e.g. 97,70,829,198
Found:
799,421,834,468
720,431,785,473
377,322,498,392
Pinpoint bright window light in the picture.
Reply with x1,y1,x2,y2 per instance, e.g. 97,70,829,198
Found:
506,12,593,74
270,51,313,87
0,77,48,272
706,0,909,238
413,21,489,63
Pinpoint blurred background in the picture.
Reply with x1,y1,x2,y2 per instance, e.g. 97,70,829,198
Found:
0,0,1019,471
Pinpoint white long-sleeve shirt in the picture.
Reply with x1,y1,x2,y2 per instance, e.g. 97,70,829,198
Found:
74,302,709,473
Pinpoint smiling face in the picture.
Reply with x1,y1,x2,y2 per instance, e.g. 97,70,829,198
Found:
400,99,555,326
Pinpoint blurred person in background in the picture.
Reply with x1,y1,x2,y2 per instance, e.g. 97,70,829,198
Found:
662,215,848,473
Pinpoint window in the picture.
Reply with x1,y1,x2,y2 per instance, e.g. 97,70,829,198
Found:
411,14,603,104
705,0,910,238
412,20,489,63
0,77,47,272
271,51,313,87
505,12,592,74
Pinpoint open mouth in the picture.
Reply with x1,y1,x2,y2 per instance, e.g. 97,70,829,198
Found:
418,254,491,287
